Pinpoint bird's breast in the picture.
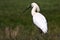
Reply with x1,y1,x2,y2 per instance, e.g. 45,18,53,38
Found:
33,13,47,27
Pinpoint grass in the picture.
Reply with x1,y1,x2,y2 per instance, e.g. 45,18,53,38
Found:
0,0,60,40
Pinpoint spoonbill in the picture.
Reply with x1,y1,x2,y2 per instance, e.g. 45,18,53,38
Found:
24,2,48,34
31,2,48,34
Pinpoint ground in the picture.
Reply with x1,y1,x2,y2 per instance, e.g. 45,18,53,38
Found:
0,0,60,40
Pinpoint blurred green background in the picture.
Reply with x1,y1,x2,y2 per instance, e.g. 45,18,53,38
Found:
0,0,60,40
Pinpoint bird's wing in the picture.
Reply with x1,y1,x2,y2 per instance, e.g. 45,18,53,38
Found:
33,13,47,33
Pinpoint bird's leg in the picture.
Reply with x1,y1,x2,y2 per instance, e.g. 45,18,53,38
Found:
37,27,45,37
37,27,43,34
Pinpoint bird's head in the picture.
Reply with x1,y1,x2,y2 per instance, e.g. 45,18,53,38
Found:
31,2,40,12
23,2,40,13
31,2,38,7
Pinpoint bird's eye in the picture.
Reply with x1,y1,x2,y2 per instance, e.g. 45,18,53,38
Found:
31,3,34,7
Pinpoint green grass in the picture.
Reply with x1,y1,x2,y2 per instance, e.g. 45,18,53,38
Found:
0,0,60,40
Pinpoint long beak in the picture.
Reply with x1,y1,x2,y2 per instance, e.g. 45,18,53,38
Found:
23,5,31,13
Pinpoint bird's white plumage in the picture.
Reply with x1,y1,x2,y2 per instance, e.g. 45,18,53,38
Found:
33,13,47,33
31,2,48,33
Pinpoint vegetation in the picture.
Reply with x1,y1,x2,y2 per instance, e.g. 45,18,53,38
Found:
0,0,60,40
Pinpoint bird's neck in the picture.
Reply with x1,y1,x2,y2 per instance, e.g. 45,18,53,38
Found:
31,7,37,16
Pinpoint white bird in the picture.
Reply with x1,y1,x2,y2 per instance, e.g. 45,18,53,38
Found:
31,2,48,34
